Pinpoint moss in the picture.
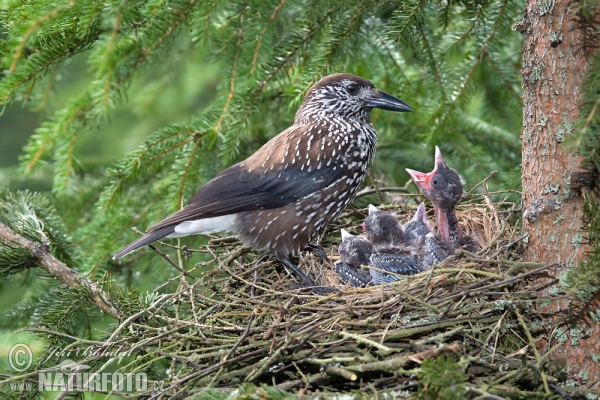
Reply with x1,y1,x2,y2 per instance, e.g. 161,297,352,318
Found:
571,234,585,248
531,320,545,330
493,300,514,310
539,0,554,15
569,323,588,346
523,61,546,84
555,120,574,143
543,182,561,194
548,31,563,45
554,326,569,344
558,270,571,287
538,113,548,128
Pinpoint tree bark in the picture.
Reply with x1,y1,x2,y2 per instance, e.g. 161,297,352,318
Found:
520,0,599,388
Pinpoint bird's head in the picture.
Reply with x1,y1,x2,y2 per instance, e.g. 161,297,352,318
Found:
403,202,432,245
405,147,463,211
295,73,412,123
412,203,431,229
363,204,404,245
339,229,372,265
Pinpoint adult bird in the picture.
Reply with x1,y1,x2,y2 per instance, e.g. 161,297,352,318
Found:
113,73,413,285
406,147,478,253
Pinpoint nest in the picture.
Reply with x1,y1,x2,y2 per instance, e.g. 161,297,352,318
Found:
98,185,577,398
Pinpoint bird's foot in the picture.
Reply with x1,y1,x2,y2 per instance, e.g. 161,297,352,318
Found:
279,258,338,295
304,244,329,263
279,258,316,285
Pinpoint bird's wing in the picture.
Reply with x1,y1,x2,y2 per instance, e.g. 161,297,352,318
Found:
369,253,423,284
424,233,452,264
334,261,372,287
149,125,344,231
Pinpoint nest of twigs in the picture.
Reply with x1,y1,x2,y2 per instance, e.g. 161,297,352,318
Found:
98,183,578,399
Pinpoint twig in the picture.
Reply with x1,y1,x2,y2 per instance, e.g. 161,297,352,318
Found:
513,307,550,395
488,234,529,260
120,225,198,280
325,365,357,381
340,330,392,354
0,222,119,318
463,170,498,198
468,386,508,400
104,292,178,344
148,243,195,279
223,310,256,361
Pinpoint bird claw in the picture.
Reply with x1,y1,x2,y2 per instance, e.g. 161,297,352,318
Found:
304,244,329,263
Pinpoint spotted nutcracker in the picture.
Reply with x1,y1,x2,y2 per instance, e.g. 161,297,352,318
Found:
335,229,373,287
406,147,478,253
361,205,425,284
362,204,404,249
403,202,452,266
113,73,412,284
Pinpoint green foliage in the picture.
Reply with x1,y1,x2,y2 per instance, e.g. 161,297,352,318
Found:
569,46,600,308
0,189,79,279
0,0,527,391
416,356,468,400
578,49,600,171
1,0,524,196
1,0,525,274
565,195,600,301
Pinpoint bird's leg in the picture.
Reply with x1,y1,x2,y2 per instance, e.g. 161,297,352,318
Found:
279,258,340,295
278,258,317,286
304,244,329,263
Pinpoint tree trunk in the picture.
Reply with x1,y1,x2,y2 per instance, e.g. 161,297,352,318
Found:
520,0,599,388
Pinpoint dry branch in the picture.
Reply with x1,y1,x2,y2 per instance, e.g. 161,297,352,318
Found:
0,221,119,318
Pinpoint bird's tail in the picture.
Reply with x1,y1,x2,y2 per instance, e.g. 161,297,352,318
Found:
113,226,175,260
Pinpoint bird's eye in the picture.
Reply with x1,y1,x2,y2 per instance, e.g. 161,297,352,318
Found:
346,84,358,95
433,179,438,186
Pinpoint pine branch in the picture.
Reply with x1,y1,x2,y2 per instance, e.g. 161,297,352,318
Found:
431,0,509,134
250,0,287,76
418,24,447,102
0,221,119,319
389,0,425,44
8,0,76,73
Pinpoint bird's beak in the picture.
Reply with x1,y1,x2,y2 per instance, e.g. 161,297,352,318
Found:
368,204,378,215
406,168,429,185
406,146,445,191
412,202,432,229
341,229,351,241
406,167,435,192
367,90,413,112
434,146,446,168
